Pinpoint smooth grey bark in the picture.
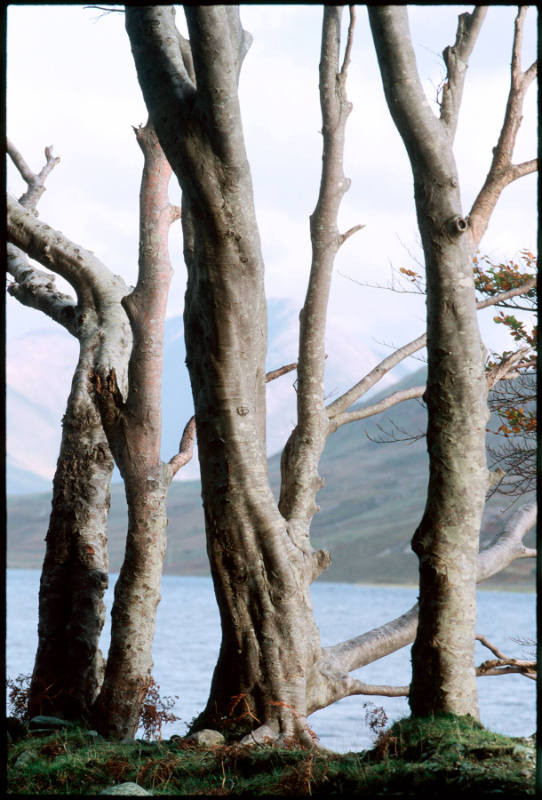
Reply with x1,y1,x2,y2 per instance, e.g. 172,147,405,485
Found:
126,4,537,740
126,5,357,743
369,5,490,718
7,126,192,740
7,143,114,721
91,123,194,740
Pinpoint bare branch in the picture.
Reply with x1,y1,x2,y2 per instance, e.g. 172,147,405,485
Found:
7,138,61,212
475,277,536,310
340,6,356,77
476,633,507,660
7,244,77,335
168,416,196,477
7,193,126,310
326,333,427,420
325,264,533,431
440,7,488,140
486,349,532,390
475,635,537,681
265,362,297,383
477,500,537,580
477,663,536,679
344,678,409,698
468,7,538,249
279,5,355,526
323,502,536,678
329,385,425,433
338,223,365,247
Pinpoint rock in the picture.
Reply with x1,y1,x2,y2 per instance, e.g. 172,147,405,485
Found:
186,729,225,747
99,782,151,796
29,715,75,731
240,723,279,746
14,750,35,769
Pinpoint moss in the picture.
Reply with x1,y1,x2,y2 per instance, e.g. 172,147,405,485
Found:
6,719,535,796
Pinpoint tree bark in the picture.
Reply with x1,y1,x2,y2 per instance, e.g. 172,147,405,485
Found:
369,6,489,718
91,122,190,740
125,6,357,743
6,127,190,739
7,144,113,722
28,359,111,720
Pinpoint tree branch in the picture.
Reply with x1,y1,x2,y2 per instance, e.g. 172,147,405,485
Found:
7,193,125,310
468,7,538,250
477,500,537,580
329,385,425,433
168,416,196,477
265,362,297,383
121,121,179,438
486,348,531,390
440,7,488,141
476,635,536,680
7,244,77,335
326,270,533,428
322,501,536,679
279,6,355,528
326,333,427,421
7,138,61,212
475,277,536,310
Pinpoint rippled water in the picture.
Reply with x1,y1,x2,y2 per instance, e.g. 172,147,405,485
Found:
7,569,535,752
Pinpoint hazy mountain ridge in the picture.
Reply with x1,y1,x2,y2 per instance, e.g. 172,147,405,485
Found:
7,368,535,590
6,298,397,492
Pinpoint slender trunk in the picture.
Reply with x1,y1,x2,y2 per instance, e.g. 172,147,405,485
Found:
29,352,111,721
182,203,320,742
92,122,183,739
92,473,168,739
369,6,488,718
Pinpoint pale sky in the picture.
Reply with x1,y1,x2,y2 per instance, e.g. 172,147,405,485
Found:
6,5,538,357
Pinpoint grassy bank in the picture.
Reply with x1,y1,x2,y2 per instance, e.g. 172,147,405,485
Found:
6,715,535,796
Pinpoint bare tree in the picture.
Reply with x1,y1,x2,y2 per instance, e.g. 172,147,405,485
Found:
8,3,535,744
7,140,130,722
125,5,536,744
7,124,196,738
368,4,536,719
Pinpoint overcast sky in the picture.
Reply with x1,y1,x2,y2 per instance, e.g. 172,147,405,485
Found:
6,5,537,360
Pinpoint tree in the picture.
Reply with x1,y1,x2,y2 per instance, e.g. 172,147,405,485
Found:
475,252,537,500
7,140,130,722
125,4,536,744
7,124,196,738
8,3,535,745
368,4,536,718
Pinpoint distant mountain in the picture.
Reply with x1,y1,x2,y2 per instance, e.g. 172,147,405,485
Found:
6,298,397,493
7,368,535,590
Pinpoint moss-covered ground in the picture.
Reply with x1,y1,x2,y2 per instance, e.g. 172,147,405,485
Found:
5,714,535,796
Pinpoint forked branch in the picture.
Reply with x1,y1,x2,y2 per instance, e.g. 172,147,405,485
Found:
476,634,536,680
468,6,537,249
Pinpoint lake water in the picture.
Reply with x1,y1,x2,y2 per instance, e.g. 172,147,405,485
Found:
6,569,536,753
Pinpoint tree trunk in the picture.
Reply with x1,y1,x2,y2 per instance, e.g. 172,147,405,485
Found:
29,352,111,721
125,6,356,743
91,122,187,740
369,6,488,718
182,201,320,741
92,474,168,738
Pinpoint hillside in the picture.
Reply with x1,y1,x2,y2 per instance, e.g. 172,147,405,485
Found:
6,301,398,493
7,369,535,590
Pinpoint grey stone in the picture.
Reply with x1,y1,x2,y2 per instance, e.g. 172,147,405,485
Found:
29,715,74,730
186,728,225,747
99,782,151,796
240,723,278,746
14,750,35,769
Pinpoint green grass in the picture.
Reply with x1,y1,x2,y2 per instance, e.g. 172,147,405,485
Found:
6,716,535,796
